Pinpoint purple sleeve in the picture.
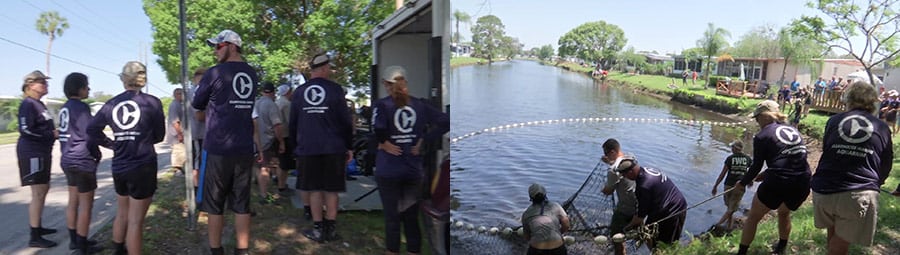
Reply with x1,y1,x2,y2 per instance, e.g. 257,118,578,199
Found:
423,102,449,141
636,185,649,218
192,72,212,111
87,104,111,147
338,93,353,150
879,134,893,185
152,97,166,144
373,100,389,143
740,136,767,185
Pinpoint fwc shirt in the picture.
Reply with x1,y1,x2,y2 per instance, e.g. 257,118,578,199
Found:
812,109,893,194
723,153,752,186
290,77,353,156
87,90,165,173
635,167,687,222
741,122,810,185
373,96,449,179
192,62,259,156
17,97,55,156
59,99,101,172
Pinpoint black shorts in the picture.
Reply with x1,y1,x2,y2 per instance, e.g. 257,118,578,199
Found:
257,142,280,169
64,168,98,193
279,138,296,170
192,139,203,170
113,163,158,200
19,155,51,186
296,154,346,192
199,152,253,215
757,174,811,211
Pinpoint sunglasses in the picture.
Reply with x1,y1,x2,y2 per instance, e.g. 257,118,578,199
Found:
216,42,230,50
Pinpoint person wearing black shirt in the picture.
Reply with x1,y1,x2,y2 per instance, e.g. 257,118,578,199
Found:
17,70,58,248
711,141,752,230
617,156,688,250
735,100,811,255
812,82,893,254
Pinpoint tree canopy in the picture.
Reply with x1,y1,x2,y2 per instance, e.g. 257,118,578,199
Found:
731,25,780,58
471,15,507,63
696,23,731,85
35,11,69,75
143,0,393,90
537,44,554,61
557,21,626,67
453,10,471,44
792,0,900,85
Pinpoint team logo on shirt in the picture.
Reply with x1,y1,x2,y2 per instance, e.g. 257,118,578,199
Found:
837,114,873,144
112,100,141,130
304,85,326,106
644,168,667,182
233,72,253,99
394,106,416,133
58,108,70,132
775,126,802,145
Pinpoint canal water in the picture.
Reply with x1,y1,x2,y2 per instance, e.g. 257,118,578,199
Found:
450,60,757,253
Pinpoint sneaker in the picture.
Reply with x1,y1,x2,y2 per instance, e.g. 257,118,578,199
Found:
303,208,312,221
71,245,105,255
37,227,58,235
278,187,293,196
28,236,57,248
324,221,341,241
69,239,98,249
261,194,279,205
302,227,326,243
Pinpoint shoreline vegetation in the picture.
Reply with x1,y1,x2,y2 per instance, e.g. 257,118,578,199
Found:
450,57,899,254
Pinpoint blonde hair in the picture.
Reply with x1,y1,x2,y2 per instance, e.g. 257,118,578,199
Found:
759,111,787,123
841,81,878,112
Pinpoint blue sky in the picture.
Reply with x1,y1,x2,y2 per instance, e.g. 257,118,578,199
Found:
0,0,177,99
452,0,830,54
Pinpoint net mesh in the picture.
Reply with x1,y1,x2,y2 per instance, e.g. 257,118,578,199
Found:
451,161,646,254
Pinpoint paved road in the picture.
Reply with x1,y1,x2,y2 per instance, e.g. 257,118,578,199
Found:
0,141,174,255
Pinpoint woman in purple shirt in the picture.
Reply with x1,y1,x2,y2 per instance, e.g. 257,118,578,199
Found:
16,70,59,248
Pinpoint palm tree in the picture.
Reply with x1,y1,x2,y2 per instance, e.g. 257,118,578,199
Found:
453,10,471,45
35,11,69,75
697,23,730,88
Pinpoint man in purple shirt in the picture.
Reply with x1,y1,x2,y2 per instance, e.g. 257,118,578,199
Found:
191,29,258,255
616,156,687,250
87,61,166,255
59,73,104,254
812,82,893,254
290,52,353,243
17,70,58,248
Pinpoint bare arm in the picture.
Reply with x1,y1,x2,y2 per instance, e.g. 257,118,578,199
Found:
712,165,728,195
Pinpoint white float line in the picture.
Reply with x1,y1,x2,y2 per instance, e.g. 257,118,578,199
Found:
451,118,751,144
449,218,614,246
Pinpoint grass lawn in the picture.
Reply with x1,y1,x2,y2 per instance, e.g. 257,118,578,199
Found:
90,172,434,255
450,57,486,67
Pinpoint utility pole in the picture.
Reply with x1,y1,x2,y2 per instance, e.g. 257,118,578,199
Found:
177,0,197,230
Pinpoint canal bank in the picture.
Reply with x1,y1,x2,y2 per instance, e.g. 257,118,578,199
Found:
536,59,900,255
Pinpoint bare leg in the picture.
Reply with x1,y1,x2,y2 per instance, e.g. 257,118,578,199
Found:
826,226,850,255
740,195,770,247
310,191,324,221
257,167,270,196
235,214,251,249
324,192,339,220
66,186,78,230
29,184,50,228
192,169,199,187
776,204,792,241
76,190,95,237
277,169,287,190
126,196,153,255
112,195,129,244
207,214,224,248
301,190,310,207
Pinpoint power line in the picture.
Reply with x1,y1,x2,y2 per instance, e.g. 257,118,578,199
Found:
0,11,123,65
24,0,138,55
69,0,145,40
0,35,169,95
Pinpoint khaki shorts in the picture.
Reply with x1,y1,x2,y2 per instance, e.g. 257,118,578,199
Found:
723,185,746,212
171,143,186,169
813,190,879,246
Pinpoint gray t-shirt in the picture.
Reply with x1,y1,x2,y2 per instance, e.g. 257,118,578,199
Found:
521,201,567,244
186,85,206,140
253,96,282,150
604,158,637,215
275,96,291,139
166,99,183,145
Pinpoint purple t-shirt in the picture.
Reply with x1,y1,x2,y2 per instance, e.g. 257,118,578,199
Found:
17,97,55,157
740,122,810,185
373,96,449,179
289,77,353,156
59,99,101,172
812,110,893,194
191,62,258,156
87,90,165,173
634,167,687,222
